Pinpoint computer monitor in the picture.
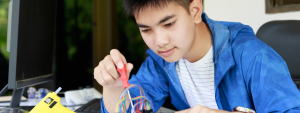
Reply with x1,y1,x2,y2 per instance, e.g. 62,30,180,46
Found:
0,0,57,108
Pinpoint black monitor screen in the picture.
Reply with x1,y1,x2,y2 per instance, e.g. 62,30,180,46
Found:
16,0,56,81
7,0,57,89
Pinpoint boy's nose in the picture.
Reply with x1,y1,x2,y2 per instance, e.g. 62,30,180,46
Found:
155,32,169,48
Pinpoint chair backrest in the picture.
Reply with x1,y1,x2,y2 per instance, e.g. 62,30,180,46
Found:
256,20,300,80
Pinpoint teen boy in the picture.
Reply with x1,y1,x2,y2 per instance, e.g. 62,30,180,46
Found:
94,0,300,112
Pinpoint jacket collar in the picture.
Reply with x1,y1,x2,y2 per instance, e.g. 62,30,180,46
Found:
203,13,236,109
202,13,235,91
146,12,236,109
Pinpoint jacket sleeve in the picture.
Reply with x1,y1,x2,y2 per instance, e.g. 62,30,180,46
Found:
242,39,300,113
101,56,169,113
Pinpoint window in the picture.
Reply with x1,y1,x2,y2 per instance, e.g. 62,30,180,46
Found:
266,0,300,13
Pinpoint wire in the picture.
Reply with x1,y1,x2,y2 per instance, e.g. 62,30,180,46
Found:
116,97,148,112
127,91,134,109
115,84,153,113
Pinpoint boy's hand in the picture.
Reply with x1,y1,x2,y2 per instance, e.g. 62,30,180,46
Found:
94,49,133,88
175,105,243,113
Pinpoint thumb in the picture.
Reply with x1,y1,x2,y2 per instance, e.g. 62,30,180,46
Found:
126,63,133,78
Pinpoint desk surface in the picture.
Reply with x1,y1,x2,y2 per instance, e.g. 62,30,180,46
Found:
0,97,81,111
0,98,176,112
0,97,78,107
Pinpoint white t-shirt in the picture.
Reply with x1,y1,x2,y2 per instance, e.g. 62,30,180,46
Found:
176,46,218,109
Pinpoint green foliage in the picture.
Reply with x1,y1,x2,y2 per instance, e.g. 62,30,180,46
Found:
117,0,146,64
64,0,92,60
0,0,10,60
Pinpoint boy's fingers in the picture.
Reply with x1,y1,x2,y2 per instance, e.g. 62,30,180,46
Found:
95,63,109,86
104,55,119,79
126,63,134,78
110,49,127,69
94,66,106,86
99,60,116,84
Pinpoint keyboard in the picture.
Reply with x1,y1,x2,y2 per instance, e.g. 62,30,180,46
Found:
75,99,101,113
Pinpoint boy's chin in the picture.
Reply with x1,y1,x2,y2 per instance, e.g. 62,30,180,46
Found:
162,56,181,63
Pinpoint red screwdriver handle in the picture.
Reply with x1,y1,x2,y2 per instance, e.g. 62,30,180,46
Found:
116,60,130,88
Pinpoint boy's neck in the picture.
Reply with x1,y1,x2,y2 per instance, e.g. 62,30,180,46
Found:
183,21,212,63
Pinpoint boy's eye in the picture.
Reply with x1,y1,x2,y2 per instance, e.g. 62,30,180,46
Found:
165,21,175,27
141,29,150,33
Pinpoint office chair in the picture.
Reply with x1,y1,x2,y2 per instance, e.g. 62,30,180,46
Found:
256,20,300,88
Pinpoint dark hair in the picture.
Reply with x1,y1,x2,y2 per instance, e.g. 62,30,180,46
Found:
123,0,194,17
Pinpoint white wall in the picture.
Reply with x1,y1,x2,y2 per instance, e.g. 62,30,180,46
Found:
204,0,300,33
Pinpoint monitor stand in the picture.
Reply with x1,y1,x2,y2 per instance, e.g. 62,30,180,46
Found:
0,84,8,96
0,85,28,113
10,88,24,108
0,84,25,108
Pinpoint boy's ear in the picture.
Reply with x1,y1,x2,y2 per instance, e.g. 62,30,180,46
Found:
190,0,203,24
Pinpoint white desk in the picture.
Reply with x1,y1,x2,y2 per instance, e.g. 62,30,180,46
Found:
0,97,79,107
0,97,81,111
0,98,176,112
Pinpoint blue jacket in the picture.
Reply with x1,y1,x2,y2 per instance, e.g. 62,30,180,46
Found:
101,12,300,113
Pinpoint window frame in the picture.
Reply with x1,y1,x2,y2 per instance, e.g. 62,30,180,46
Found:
266,0,300,14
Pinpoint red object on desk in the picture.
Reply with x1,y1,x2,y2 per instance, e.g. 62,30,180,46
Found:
116,60,130,88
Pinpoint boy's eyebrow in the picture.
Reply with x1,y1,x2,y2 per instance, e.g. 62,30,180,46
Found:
158,14,175,25
137,14,175,28
137,24,149,28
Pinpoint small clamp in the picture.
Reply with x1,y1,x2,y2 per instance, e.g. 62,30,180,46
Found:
116,60,130,88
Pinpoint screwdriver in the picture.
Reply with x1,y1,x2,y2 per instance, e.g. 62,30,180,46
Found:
116,60,130,88
116,60,134,108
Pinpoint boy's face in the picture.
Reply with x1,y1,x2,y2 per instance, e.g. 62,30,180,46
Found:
135,3,197,63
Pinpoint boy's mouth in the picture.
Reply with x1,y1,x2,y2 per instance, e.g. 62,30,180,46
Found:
159,48,175,57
